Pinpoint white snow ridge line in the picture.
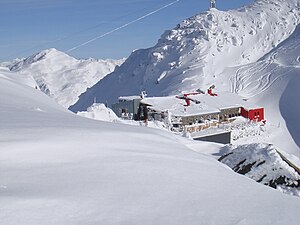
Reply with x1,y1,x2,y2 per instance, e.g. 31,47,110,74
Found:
67,0,181,52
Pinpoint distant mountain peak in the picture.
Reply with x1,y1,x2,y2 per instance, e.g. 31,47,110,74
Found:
5,49,125,108
32,48,65,59
9,48,75,72
37,47,58,55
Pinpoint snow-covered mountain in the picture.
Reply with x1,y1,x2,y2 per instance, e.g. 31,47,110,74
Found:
0,58,23,68
6,48,125,108
2,61,300,225
70,0,300,155
70,0,299,110
221,23,300,155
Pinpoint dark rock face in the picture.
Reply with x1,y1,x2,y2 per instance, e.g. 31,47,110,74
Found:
219,143,300,196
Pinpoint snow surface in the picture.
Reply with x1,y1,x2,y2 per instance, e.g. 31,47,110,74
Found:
2,60,300,225
140,91,260,117
70,0,300,156
219,143,300,197
0,66,38,89
221,23,300,156
4,48,125,108
142,95,219,116
77,103,120,122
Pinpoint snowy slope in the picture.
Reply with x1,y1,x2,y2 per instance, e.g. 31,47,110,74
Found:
2,63,300,225
0,66,38,89
218,24,300,155
6,48,125,108
70,0,299,111
0,58,23,68
219,143,300,197
70,0,300,155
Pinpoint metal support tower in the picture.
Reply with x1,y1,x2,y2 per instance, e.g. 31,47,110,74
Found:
210,0,216,9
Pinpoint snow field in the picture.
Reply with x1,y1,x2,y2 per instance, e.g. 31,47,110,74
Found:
2,64,300,225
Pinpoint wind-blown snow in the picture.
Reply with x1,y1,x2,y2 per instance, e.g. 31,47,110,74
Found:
2,60,300,225
6,48,125,108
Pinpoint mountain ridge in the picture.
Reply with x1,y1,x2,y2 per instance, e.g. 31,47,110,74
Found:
69,0,300,155
4,48,125,108
70,0,299,111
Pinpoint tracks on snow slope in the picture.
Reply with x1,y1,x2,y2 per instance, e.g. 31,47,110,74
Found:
230,61,295,98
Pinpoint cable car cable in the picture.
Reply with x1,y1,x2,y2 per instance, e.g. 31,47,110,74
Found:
67,0,181,53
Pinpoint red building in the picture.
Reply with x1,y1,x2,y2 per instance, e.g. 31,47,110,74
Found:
241,107,264,122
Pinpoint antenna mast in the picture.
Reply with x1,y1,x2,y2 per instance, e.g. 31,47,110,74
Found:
210,0,216,9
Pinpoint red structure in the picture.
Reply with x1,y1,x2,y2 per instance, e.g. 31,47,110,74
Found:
176,92,201,106
241,107,265,122
207,85,218,96
176,87,265,122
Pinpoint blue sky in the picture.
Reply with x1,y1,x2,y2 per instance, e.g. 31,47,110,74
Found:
0,0,253,61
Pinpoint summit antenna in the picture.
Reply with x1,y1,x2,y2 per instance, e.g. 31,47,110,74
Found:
210,0,216,9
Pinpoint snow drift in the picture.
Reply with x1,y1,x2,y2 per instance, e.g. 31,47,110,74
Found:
2,59,300,225
77,103,119,122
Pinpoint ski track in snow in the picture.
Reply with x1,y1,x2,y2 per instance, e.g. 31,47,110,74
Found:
230,61,294,98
